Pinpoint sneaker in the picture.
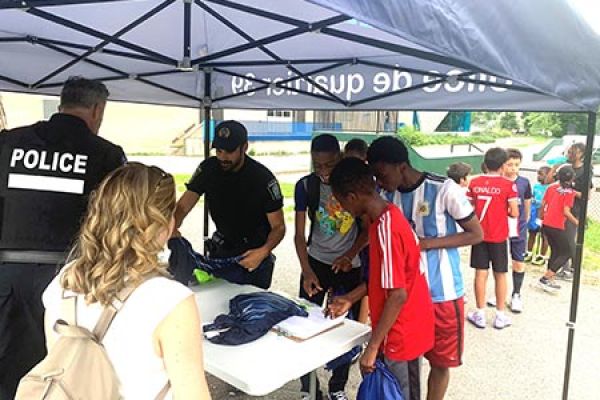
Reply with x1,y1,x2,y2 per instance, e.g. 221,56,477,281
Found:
467,310,486,329
524,252,533,262
328,391,349,400
537,277,561,293
493,312,512,329
556,270,574,282
532,255,547,266
486,297,497,307
509,293,523,313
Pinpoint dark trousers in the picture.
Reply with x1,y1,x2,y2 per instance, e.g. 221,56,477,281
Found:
299,256,362,396
0,263,57,400
543,226,574,273
564,220,578,270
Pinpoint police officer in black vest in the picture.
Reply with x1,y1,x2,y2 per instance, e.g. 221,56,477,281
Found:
0,77,126,398
175,120,285,289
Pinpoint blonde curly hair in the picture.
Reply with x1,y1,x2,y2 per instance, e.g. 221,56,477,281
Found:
61,162,176,306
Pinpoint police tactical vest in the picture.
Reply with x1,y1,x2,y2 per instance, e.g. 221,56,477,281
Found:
0,114,125,253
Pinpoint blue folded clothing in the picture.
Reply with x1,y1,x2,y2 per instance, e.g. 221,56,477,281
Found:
203,292,309,345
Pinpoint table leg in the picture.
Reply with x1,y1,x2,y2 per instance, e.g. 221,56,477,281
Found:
309,370,317,400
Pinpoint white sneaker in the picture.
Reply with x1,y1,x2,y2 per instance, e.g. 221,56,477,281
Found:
328,391,349,400
467,310,486,329
486,297,497,307
509,293,523,313
493,312,512,329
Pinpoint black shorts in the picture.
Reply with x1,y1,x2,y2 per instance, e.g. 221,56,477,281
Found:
470,241,508,273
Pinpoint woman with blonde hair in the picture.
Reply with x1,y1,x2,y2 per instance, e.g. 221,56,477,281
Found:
42,162,211,399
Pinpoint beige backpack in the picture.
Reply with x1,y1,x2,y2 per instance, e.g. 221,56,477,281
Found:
15,287,170,400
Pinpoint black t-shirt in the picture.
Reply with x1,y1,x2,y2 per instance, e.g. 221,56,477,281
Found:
0,114,126,252
572,164,593,217
186,156,283,255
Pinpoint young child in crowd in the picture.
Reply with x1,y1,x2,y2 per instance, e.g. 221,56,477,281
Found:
343,138,368,161
526,166,551,265
326,157,434,400
537,166,578,293
343,138,370,325
467,148,519,329
447,162,472,189
493,149,531,314
294,134,368,400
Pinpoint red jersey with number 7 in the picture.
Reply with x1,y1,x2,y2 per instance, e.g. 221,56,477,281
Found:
467,175,518,243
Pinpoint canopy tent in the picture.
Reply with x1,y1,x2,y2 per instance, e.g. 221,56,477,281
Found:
1,0,600,111
1,1,599,399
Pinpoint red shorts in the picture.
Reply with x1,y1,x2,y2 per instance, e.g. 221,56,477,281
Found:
424,297,464,368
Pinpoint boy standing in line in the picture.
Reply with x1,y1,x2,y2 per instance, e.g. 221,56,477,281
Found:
294,134,368,400
446,162,473,190
493,149,531,313
326,158,434,400
467,148,519,329
367,137,482,400
526,166,551,266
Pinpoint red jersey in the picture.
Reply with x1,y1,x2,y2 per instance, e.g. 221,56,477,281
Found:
368,204,434,361
542,183,576,230
467,174,518,243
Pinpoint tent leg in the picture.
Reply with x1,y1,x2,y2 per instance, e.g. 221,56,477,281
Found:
562,111,596,400
203,70,212,254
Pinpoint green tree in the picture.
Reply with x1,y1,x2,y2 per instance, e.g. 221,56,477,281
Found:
499,112,519,130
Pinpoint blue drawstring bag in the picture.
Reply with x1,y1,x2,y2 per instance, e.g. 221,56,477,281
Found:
357,359,404,400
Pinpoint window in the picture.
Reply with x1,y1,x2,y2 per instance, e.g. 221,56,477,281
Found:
267,110,291,118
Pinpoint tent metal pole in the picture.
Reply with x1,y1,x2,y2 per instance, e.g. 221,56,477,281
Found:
562,111,596,400
203,69,212,254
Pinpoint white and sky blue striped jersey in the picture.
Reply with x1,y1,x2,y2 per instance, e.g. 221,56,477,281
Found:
383,173,474,303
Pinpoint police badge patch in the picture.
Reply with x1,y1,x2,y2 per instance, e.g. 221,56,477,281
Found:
267,179,282,201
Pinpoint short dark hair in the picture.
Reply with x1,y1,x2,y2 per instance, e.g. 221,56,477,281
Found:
484,147,508,171
311,134,340,153
367,136,410,166
447,162,472,184
506,148,522,160
538,165,551,174
60,77,109,109
571,142,586,159
558,165,575,188
330,157,376,197
344,138,368,157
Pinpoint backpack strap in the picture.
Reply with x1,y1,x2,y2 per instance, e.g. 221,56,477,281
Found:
93,285,137,342
305,173,320,246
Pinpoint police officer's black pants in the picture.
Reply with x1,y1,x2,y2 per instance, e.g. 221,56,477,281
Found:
0,263,57,400
299,256,362,397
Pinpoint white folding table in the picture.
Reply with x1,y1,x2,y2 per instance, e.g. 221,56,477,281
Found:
193,280,371,398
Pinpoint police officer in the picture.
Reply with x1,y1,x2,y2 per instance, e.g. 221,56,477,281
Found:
175,120,285,289
0,77,126,398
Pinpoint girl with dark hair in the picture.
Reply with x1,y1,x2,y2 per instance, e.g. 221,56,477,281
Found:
537,166,578,293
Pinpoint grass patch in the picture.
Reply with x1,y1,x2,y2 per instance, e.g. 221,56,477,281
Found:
174,173,295,199
174,173,191,193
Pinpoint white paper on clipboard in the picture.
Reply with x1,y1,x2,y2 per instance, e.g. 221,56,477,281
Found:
274,303,347,341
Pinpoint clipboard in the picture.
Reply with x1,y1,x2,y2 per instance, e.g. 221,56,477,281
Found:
273,301,347,341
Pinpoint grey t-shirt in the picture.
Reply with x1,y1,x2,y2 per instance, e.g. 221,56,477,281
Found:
294,176,360,267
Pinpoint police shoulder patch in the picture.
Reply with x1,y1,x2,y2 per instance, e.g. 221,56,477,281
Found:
267,179,282,201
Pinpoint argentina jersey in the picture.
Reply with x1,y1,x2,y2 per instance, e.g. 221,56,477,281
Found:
383,173,474,302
